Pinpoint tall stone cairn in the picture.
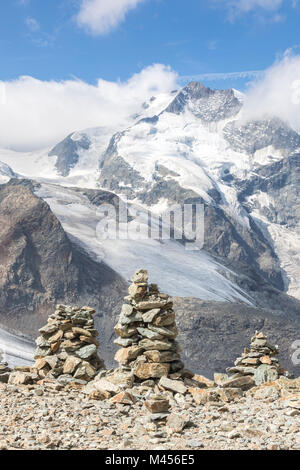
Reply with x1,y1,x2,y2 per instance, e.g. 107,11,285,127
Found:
34,305,105,383
114,269,183,382
227,331,285,385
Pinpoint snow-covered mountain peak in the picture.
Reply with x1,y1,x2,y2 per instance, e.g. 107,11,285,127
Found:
164,81,243,122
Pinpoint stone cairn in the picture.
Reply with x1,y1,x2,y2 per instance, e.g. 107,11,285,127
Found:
34,305,105,384
114,269,184,383
0,348,11,384
227,331,285,386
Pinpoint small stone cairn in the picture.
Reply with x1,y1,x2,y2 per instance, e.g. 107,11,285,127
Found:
34,305,105,383
114,269,184,382
226,331,285,385
0,348,11,384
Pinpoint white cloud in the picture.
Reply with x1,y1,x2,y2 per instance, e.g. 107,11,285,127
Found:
228,0,283,13
76,0,145,35
242,51,300,132
211,0,298,20
25,17,40,32
0,64,177,151
180,70,263,82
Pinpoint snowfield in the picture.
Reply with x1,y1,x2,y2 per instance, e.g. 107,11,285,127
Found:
0,327,34,368
35,183,252,303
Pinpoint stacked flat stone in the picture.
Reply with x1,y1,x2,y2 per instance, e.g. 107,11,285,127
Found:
34,305,104,383
227,331,283,385
0,351,11,384
114,269,183,382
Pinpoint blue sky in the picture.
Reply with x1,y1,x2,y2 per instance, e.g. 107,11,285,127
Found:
1,0,299,90
0,0,300,151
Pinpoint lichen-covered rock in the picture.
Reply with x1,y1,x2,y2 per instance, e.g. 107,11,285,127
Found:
254,364,279,385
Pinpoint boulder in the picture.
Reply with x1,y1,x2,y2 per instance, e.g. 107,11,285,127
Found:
254,364,279,385
133,362,170,380
144,395,170,413
158,376,187,394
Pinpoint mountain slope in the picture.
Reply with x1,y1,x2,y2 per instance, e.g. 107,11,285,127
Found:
0,326,34,367
0,180,127,364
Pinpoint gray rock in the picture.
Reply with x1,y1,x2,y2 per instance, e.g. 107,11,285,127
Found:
137,328,164,341
75,344,97,360
187,440,204,449
159,377,187,394
0,372,10,383
254,364,279,385
142,309,161,323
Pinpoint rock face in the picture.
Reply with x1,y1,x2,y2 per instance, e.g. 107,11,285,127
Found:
0,161,17,184
238,154,300,229
174,297,300,379
114,270,183,381
224,118,300,155
34,305,105,383
165,81,242,121
226,331,287,386
49,132,90,177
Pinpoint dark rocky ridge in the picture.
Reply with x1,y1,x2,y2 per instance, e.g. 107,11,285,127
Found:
49,133,90,177
0,161,17,180
237,153,300,229
224,117,300,155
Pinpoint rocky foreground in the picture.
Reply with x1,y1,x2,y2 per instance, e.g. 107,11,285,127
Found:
0,269,299,451
0,376,299,451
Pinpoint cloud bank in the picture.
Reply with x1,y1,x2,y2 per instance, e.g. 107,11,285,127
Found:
76,0,145,35
1,53,300,152
243,52,300,132
0,64,177,151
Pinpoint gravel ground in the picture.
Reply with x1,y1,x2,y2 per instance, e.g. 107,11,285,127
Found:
0,382,299,451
